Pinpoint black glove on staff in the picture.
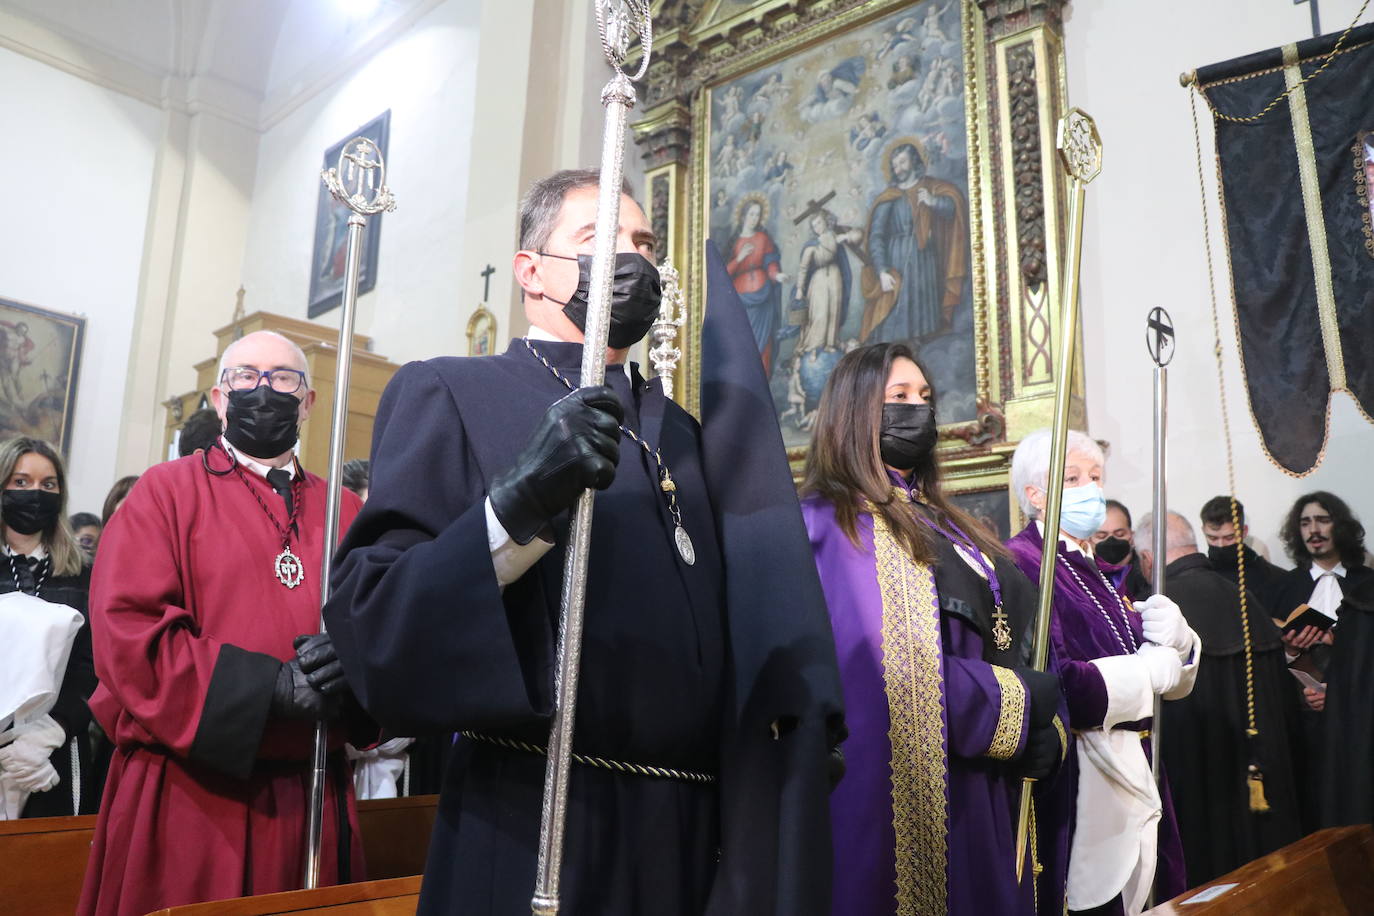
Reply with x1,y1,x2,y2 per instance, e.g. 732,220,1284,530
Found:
489,386,625,545
1016,667,1064,781
271,633,347,721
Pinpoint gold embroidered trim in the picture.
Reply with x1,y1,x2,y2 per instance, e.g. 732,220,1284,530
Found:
1354,131,1374,260
1052,715,1069,762
1283,42,1347,391
987,666,1026,761
871,505,948,916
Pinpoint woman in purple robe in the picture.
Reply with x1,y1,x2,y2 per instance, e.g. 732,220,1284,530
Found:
1006,429,1201,915
799,343,1065,915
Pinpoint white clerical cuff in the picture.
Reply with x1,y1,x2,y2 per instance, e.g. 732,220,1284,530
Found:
485,497,553,589
1088,655,1155,728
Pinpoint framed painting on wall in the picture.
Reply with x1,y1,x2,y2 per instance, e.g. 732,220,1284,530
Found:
308,110,391,318
693,0,991,460
467,306,498,356
0,297,85,455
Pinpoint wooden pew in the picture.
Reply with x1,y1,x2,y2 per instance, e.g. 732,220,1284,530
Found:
1147,825,1374,914
0,795,438,916
151,877,421,915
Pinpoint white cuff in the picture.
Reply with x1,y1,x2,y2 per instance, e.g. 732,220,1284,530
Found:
485,498,553,589
1088,654,1155,728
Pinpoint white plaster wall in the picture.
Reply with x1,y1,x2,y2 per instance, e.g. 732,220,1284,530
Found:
1064,0,1374,558
0,46,160,517
239,0,482,366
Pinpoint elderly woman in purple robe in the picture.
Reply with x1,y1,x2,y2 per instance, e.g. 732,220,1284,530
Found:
799,342,1064,915
1005,429,1201,916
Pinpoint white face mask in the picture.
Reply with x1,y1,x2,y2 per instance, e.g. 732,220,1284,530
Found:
1053,483,1108,539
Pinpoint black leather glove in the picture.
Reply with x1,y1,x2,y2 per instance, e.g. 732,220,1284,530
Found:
489,386,624,544
270,659,341,721
294,633,346,696
1019,668,1060,730
1016,668,1063,781
1019,720,1063,781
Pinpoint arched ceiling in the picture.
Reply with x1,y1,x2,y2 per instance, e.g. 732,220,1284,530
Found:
0,0,441,129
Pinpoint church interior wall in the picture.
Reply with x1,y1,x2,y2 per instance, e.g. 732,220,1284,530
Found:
237,0,483,370
1064,0,1373,558
0,45,161,519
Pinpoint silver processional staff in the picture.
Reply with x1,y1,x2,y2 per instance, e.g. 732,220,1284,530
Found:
302,135,396,891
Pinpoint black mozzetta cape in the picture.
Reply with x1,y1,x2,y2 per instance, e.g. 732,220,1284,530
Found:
324,243,843,915
1158,553,1300,887
1318,573,1374,827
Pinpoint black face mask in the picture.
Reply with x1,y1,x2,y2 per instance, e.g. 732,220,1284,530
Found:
2,489,62,536
1207,544,1243,569
879,403,937,471
224,386,302,460
542,252,663,349
1096,536,1133,565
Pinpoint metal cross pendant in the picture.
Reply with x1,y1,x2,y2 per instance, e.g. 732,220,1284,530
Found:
992,604,1013,652
275,546,305,589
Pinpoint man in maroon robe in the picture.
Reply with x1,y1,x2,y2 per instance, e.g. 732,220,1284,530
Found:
78,331,369,916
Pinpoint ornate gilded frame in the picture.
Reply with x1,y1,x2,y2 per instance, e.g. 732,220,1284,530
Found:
635,0,1076,515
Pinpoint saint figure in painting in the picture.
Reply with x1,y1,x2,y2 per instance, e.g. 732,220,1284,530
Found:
726,195,789,376
794,210,854,354
861,140,969,343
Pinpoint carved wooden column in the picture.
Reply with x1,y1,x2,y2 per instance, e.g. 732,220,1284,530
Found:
979,0,1083,438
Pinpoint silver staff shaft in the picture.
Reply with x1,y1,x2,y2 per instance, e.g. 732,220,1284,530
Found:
531,21,645,916
1150,364,1167,783
305,138,396,890
302,210,366,890
1015,109,1102,884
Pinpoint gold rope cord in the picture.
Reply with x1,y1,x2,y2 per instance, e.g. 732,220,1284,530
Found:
1189,90,1268,811
871,500,949,915
1196,0,1369,123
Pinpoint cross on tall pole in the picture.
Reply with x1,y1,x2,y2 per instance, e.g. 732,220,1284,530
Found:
481,264,496,301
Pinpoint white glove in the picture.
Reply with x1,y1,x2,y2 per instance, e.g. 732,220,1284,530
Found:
0,757,58,793
0,717,64,785
1138,644,1182,695
1139,594,1191,655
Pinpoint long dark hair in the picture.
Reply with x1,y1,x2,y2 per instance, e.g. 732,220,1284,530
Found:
0,436,84,576
1281,490,1366,568
800,342,1006,565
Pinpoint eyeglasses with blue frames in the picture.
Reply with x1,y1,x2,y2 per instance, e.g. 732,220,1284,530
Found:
220,366,308,394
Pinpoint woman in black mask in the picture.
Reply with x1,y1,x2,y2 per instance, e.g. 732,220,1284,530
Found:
797,342,1064,915
0,436,97,817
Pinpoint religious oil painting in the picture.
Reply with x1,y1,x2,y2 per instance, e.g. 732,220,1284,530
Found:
704,0,976,451
467,306,498,357
950,487,1011,541
308,110,391,318
0,297,85,455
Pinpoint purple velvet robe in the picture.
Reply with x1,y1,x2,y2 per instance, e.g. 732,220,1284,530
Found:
802,495,1037,915
1005,523,1187,914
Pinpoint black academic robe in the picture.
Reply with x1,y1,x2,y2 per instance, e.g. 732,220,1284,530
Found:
326,341,730,915
1208,544,1288,614
1319,573,1374,826
1159,553,1300,886
3,559,98,817
1270,563,1374,832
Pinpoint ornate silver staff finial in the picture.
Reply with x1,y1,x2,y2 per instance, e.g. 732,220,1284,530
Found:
596,0,652,81
322,137,397,215
1056,108,1103,185
650,260,686,400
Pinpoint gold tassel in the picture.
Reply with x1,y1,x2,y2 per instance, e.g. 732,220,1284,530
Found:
1247,764,1271,813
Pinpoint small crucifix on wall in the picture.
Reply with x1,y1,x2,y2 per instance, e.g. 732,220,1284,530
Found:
468,264,498,357
480,264,495,302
